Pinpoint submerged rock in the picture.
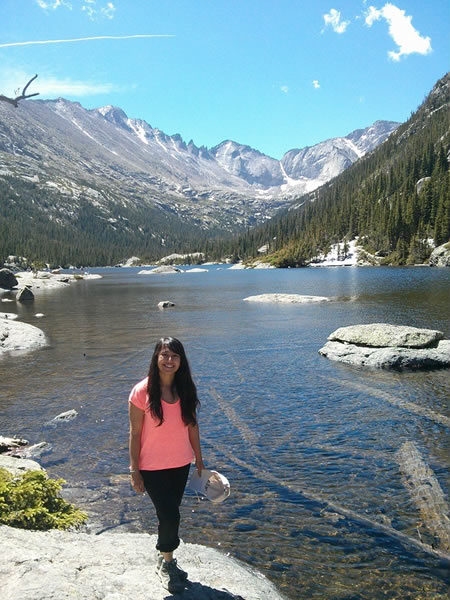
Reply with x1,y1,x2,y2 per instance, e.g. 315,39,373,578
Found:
244,293,330,303
0,526,285,600
328,323,444,349
7,441,50,459
51,409,78,423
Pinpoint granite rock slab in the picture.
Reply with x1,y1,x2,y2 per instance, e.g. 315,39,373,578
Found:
328,323,443,349
0,320,47,355
0,525,286,600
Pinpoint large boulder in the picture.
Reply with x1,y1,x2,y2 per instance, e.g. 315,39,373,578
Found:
429,242,450,267
0,268,18,290
0,436,28,453
0,455,43,476
16,286,35,302
0,320,47,355
328,323,443,349
319,339,450,370
2,255,29,271
123,256,141,267
0,526,286,600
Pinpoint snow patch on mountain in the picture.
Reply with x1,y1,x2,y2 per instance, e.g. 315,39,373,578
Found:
309,239,362,267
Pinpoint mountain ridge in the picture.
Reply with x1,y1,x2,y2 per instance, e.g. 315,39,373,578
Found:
0,94,399,264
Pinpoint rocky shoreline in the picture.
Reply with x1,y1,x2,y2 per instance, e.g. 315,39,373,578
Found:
0,268,102,357
0,449,285,600
1,525,286,600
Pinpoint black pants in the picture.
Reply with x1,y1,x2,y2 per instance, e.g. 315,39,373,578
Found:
140,463,190,553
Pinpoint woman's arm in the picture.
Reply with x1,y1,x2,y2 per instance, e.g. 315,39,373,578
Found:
128,402,145,493
188,423,204,475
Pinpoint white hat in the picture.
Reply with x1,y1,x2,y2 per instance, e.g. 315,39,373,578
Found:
189,469,230,503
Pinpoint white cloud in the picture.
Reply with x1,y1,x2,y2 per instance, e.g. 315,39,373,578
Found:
323,8,350,34
37,0,72,9
101,2,116,19
81,3,95,19
36,0,116,19
280,85,289,94
365,5,381,26
365,3,432,60
0,68,118,98
312,80,320,89
36,76,116,96
81,0,116,20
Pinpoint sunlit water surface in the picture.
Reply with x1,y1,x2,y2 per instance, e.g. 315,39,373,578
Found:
1,266,449,599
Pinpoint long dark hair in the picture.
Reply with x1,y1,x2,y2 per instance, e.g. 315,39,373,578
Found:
147,337,199,426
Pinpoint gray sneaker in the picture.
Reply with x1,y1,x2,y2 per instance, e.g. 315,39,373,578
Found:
156,554,188,581
156,558,186,593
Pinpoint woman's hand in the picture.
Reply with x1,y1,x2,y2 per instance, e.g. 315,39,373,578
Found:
130,471,145,494
195,458,205,476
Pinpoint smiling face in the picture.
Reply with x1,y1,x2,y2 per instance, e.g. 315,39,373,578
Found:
157,346,181,377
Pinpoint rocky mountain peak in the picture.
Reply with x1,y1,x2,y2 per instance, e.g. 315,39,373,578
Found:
95,105,130,128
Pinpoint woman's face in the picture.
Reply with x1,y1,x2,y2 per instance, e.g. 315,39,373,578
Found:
157,346,181,376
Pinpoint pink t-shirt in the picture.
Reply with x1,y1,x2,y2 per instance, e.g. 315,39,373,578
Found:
129,378,194,471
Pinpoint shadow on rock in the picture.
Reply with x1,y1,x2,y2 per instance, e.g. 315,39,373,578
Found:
164,580,245,599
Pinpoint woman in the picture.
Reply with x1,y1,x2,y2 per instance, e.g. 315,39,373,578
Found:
128,336,204,594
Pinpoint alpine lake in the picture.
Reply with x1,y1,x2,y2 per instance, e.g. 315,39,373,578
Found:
1,265,449,600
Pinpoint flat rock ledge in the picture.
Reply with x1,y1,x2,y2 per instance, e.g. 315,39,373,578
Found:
328,323,444,348
0,525,286,600
244,293,330,304
0,454,43,475
0,319,47,356
320,324,450,370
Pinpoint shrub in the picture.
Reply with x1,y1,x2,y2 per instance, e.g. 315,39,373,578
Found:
0,468,87,530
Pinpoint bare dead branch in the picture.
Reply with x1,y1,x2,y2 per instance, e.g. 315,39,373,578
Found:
0,74,39,107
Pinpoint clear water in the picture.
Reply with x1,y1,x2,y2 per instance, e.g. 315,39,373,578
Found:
1,266,449,599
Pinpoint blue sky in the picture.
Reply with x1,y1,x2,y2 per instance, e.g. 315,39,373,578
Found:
0,0,448,159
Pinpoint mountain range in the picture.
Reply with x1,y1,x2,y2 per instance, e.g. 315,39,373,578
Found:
224,72,449,267
0,95,398,262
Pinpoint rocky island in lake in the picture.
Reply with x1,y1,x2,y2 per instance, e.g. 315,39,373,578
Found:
319,324,450,369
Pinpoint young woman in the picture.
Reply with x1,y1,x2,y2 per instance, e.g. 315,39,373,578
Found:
128,336,204,594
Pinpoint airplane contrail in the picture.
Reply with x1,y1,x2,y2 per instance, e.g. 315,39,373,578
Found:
0,34,175,49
